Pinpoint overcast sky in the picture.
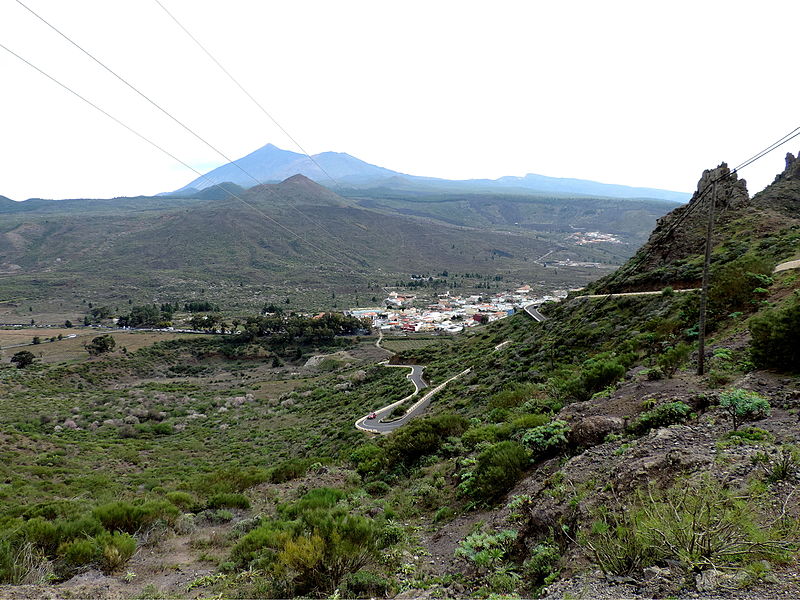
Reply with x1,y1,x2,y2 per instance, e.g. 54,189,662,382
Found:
1,0,798,200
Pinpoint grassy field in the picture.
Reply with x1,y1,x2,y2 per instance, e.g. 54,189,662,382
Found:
1,328,210,364
380,336,455,353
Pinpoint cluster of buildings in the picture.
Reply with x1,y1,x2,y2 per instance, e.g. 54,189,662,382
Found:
347,286,567,334
567,230,623,245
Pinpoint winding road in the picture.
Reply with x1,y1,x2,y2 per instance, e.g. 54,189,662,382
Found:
523,304,548,322
355,367,471,434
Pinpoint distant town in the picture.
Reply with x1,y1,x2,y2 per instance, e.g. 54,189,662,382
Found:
346,285,570,334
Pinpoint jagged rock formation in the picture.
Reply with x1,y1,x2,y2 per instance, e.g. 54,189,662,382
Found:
597,163,749,291
753,149,800,214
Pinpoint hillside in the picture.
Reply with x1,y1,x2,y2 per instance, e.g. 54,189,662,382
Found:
0,176,676,319
171,142,690,202
0,151,798,599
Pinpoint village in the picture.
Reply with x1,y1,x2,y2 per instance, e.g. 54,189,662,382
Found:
346,285,568,334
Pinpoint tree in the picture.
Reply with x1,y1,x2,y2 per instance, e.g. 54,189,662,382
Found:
86,335,116,356
719,388,770,430
11,351,35,369
32,336,41,345
64,320,73,328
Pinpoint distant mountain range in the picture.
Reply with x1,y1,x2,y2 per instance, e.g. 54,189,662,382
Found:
171,143,690,202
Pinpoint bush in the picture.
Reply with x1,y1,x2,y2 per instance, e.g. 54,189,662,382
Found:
719,388,770,430
195,467,269,494
464,441,530,503
280,488,345,519
750,294,800,371
386,414,468,467
97,532,136,573
629,402,692,434
165,491,196,511
657,343,692,378
85,334,115,356
269,458,312,484
523,542,561,592
338,569,391,599
583,476,794,575
231,498,383,597
563,358,626,402
708,256,773,322
520,420,570,459
92,501,178,534
350,444,386,477
207,493,250,510
57,538,99,570
364,481,390,496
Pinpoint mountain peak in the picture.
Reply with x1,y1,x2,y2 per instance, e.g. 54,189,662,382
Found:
280,173,321,187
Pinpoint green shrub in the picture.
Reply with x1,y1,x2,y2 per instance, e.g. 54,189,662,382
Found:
269,458,312,483
338,569,391,599
92,500,178,534
523,542,561,592
629,402,692,434
386,414,468,467
232,503,383,597
279,488,345,519
750,294,800,371
57,537,99,570
720,426,774,447
96,531,136,573
520,420,570,459
207,493,250,510
563,358,626,402
719,388,770,430
462,423,510,447
657,343,692,378
364,481,390,496
433,506,455,523
464,441,530,503
165,491,196,511
709,256,773,322
488,384,539,409
583,476,794,575
510,413,551,431
350,444,386,477
16,517,61,556
195,467,269,493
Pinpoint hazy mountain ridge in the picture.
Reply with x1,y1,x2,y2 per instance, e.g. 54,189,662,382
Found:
170,142,690,202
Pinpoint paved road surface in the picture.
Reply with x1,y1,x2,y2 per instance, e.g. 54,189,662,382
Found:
355,367,469,434
576,288,698,300
523,304,547,322
775,259,800,273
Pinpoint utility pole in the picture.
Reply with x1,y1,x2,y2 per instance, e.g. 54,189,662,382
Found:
697,180,717,375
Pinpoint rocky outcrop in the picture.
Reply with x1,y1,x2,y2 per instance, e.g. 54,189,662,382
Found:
597,163,749,291
642,163,748,267
752,147,800,214
774,150,800,183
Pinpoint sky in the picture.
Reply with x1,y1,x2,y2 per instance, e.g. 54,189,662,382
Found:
0,0,798,201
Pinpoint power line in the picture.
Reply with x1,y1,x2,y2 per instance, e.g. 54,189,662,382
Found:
152,0,345,192
733,127,800,173
575,124,800,324
0,40,357,270
14,0,359,261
